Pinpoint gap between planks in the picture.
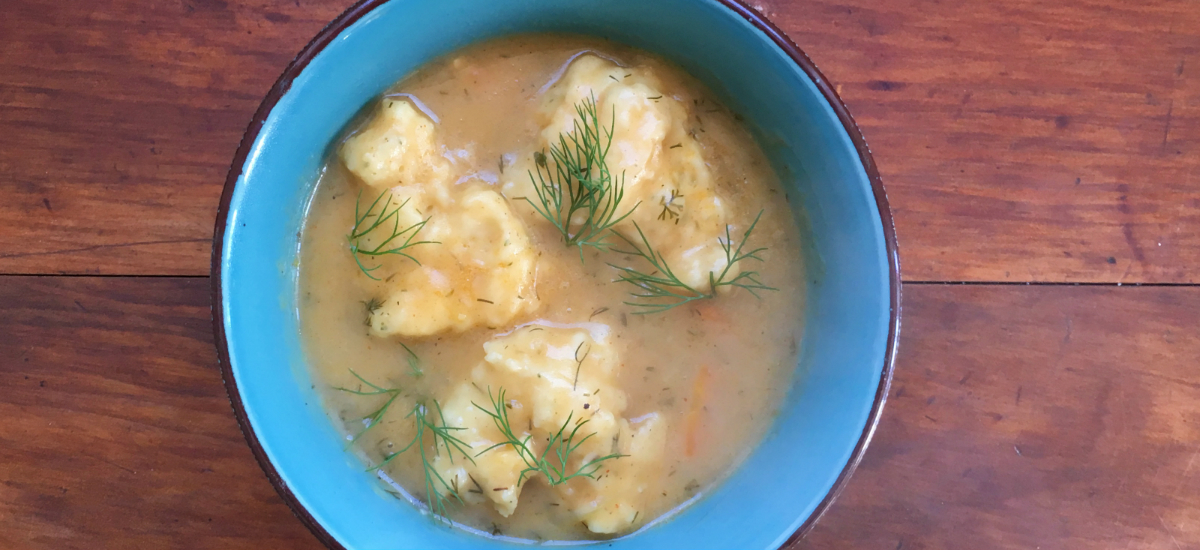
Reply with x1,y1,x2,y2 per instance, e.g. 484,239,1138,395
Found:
0,274,1196,288
904,281,1200,287
0,273,210,279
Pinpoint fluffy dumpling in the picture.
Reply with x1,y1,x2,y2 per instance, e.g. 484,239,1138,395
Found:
431,382,531,517
624,130,733,292
483,324,626,441
504,55,737,290
558,412,667,533
535,55,670,192
340,97,536,337
340,98,453,205
367,186,539,337
432,325,667,532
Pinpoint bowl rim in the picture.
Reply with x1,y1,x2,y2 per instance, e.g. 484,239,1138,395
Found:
209,1,902,547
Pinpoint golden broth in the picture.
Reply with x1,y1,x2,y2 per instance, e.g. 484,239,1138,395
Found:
297,34,805,541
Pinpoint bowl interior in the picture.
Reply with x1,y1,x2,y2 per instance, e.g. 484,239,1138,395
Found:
217,0,895,548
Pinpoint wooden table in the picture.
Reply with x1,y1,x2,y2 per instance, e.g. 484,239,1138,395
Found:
3,0,1197,548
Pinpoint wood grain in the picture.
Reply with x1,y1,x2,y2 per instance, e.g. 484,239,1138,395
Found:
2,0,1198,281
0,277,319,550
759,0,1200,283
4,0,1200,547
0,0,343,276
791,284,1200,550
2,278,1196,548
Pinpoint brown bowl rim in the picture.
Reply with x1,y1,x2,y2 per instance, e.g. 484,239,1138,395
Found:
209,1,901,548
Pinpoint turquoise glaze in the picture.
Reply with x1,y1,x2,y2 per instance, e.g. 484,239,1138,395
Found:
217,0,897,548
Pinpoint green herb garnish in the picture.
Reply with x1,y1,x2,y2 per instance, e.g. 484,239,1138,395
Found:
400,342,423,379
472,387,625,487
348,188,437,280
657,189,683,222
335,371,474,521
333,369,402,444
362,297,383,326
609,210,776,314
523,95,639,259
377,400,475,520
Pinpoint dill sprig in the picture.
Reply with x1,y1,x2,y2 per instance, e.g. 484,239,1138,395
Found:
657,189,683,222
523,94,639,258
334,372,474,521
347,188,438,280
472,387,625,487
333,369,402,444
609,210,777,314
376,400,475,520
399,342,423,379
361,297,383,324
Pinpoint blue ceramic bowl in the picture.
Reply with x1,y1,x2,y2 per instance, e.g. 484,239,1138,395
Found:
212,0,900,548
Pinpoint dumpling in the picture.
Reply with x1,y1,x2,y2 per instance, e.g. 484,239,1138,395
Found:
558,412,667,533
482,324,626,441
623,130,733,292
431,382,531,517
340,98,454,205
367,186,539,337
432,325,667,532
535,55,670,193
340,97,536,337
504,55,737,291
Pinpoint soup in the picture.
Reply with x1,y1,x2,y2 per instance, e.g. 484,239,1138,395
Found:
297,34,805,541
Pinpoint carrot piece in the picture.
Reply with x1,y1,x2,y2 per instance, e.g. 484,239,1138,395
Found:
684,366,711,457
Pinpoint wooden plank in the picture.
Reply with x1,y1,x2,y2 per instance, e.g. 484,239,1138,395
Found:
762,0,1200,283
2,278,1196,547
2,0,1198,281
792,284,1200,549
0,0,343,276
0,277,319,549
